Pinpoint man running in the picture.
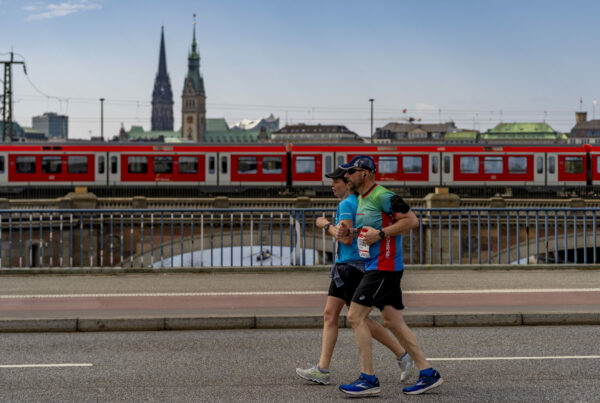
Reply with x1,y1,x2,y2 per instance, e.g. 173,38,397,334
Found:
336,155,443,397
296,166,414,386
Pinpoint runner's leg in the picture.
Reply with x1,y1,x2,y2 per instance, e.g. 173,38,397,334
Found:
318,296,345,369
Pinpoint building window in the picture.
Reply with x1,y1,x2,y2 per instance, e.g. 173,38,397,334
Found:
263,157,282,174
432,156,439,174
296,156,315,173
154,156,173,174
179,156,198,174
379,156,398,174
42,156,62,174
484,156,503,174
238,157,257,174
68,156,88,174
460,156,479,174
508,157,527,173
128,156,148,174
402,156,422,173
565,156,584,174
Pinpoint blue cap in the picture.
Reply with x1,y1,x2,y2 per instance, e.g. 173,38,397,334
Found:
340,155,376,173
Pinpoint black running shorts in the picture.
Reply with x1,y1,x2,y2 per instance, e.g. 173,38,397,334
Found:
351,270,404,311
328,263,365,306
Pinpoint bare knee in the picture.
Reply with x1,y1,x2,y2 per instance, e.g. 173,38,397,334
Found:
323,308,339,326
382,311,404,331
347,310,366,328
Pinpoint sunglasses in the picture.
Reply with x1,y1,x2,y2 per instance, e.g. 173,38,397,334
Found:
347,167,367,175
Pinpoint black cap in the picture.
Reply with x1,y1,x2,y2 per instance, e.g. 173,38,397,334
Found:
325,167,347,179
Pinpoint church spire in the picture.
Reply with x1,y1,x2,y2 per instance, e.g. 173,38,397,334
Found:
158,25,168,77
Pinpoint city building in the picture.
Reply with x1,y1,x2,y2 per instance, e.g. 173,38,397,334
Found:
270,124,363,143
569,112,600,144
480,122,566,143
231,114,280,131
151,26,174,131
373,122,461,143
181,17,206,142
0,121,47,142
32,112,68,140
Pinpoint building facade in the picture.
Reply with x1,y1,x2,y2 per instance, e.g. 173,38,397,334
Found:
569,112,600,144
32,112,68,140
373,122,460,143
151,27,174,131
480,122,566,143
270,124,363,143
181,18,206,142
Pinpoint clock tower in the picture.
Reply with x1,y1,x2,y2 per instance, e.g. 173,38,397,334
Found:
181,14,206,142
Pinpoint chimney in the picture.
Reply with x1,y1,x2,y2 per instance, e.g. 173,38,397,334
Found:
575,111,587,124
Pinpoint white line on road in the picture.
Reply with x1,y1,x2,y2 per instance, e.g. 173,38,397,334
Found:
428,356,600,361
0,288,599,299
0,363,93,368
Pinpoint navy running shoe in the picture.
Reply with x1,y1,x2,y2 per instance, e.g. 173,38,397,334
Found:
402,368,443,395
339,373,380,396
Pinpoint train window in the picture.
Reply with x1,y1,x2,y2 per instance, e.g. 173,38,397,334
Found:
128,156,147,174
484,156,503,174
180,156,198,174
263,157,282,174
0,156,4,173
337,156,344,166
597,156,600,173
42,156,62,174
325,156,332,174
111,156,118,174
221,156,228,174
459,156,479,174
98,156,105,174
537,156,543,174
208,156,215,174
402,156,421,174
548,156,555,174
508,157,527,173
68,156,88,174
16,156,36,174
432,156,439,174
238,157,257,174
443,156,451,174
153,156,173,174
296,156,315,173
565,157,584,174
379,156,398,173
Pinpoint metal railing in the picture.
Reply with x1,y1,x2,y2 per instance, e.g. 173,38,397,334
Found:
0,207,598,269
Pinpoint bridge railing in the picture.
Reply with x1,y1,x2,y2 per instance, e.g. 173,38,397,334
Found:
0,207,598,269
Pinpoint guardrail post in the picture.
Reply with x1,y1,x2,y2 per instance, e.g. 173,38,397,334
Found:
423,189,460,264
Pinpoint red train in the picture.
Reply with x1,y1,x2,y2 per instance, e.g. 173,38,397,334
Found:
0,143,598,197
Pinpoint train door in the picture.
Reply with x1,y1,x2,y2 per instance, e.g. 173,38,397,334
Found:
107,152,120,186
0,153,7,188
440,153,453,186
205,152,218,186
95,152,108,186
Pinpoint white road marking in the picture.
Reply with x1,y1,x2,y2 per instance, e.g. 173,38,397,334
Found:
0,363,93,368
0,288,598,299
428,355,600,361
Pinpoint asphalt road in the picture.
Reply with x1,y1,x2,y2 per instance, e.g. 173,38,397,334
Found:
1,326,599,402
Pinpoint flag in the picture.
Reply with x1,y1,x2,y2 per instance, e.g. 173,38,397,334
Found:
402,108,407,114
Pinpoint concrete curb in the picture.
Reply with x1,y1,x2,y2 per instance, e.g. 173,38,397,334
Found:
1,263,600,275
0,312,599,332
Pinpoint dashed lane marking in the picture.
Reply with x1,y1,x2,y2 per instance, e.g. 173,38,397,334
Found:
428,355,600,361
0,288,598,299
0,363,93,368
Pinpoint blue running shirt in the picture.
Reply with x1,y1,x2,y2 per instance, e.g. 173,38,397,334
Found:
335,193,360,263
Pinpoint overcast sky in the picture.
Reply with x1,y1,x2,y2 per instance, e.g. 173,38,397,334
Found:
2,0,600,139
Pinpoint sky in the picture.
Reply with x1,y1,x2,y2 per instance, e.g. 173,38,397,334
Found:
2,0,600,139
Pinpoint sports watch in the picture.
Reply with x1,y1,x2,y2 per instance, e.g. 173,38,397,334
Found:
378,230,386,239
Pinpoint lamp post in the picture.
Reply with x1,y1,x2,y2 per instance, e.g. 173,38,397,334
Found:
369,98,374,142
100,98,105,142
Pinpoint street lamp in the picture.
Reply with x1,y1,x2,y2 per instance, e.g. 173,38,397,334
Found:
100,98,105,142
369,98,374,143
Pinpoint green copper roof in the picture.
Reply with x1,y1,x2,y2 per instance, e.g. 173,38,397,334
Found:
206,118,230,132
482,122,560,140
444,131,478,140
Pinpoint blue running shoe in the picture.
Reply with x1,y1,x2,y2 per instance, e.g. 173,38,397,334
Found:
339,373,380,396
402,368,443,395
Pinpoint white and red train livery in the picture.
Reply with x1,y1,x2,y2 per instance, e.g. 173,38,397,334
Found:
0,143,597,193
